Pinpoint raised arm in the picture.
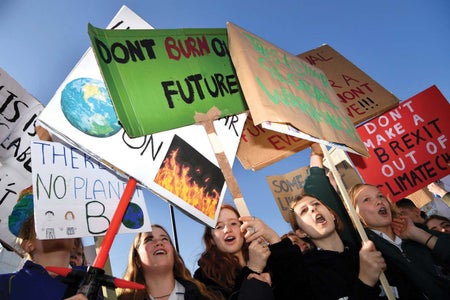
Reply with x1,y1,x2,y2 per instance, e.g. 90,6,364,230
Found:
304,143,359,244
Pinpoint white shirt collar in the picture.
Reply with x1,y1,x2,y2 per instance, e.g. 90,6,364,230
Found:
370,229,403,251
149,280,185,300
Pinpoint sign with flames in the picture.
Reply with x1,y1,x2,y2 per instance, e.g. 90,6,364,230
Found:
38,7,247,227
154,135,225,219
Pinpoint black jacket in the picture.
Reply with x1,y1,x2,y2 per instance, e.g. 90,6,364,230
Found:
177,278,212,300
366,228,450,300
194,266,273,300
302,166,435,299
268,238,382,300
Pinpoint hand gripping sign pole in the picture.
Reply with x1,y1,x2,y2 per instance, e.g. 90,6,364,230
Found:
46,177,145,299
319,144,395,300
194,107,251,217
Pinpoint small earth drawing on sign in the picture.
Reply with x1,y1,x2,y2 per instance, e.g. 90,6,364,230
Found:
122,202,144,229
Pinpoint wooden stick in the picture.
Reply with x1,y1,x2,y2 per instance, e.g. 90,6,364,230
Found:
194,107,250,217
319,144,395,300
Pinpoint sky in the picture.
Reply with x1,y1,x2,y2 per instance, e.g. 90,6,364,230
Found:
1,0,449,277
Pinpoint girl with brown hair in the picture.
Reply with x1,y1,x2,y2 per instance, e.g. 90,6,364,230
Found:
117,224,214,300
194,204,273,300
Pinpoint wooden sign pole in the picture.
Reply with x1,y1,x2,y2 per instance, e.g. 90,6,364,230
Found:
194,107,250,217
319,144,395,300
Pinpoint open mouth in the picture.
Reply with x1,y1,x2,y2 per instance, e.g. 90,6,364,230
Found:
378,207,388,216
153,249,167,255
224,236,236,242
315,214,326,224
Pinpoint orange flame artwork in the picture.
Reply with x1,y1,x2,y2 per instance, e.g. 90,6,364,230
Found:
154,135,225,219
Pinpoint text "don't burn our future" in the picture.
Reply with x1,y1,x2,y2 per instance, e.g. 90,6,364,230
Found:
93,34,230,63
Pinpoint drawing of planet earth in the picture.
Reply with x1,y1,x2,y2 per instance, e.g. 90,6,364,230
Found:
122,202,144,229
61,77,121,137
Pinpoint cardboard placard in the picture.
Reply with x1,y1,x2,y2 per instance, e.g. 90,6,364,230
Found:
237,114,311,170
227,22,368,158
297,44,400,125
405,188,434,208
266,166,309,222
323,147,363,191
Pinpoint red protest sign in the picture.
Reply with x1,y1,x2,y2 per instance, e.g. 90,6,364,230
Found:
349,85,449,201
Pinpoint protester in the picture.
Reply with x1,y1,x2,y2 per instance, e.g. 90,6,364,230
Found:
303,143,360,244
428,181,450,206
349,183,450,299
424,214,450,234
194,204,274,300
117,224,214,300
70,238,87,267
395,198,426,224
240,194,388,300
238,143,431,299
279,231,312,253
0,186,93,300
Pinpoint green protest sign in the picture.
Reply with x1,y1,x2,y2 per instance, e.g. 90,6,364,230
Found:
88,24,247,137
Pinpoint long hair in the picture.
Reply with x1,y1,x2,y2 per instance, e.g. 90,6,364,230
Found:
196,204,249,296
72,238,87,266
288,193,343,235
117,224,213,300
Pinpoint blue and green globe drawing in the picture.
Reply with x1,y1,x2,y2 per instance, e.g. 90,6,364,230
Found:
123,202,144,229
61,77,121,137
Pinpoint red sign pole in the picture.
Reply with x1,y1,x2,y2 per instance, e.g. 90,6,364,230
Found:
93,177,137,268
46,177,145,299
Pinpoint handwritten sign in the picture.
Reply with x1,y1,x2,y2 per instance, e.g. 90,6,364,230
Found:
266,166,309,222
0,67,45,253
237,113,311,170
88,25,248,137
349,85,450,201
226,22,368,157
31,141,151,239
0,67,44,173
297,45,399,125
38,7,246,227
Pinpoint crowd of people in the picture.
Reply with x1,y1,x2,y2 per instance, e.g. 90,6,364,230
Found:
1,143,450,299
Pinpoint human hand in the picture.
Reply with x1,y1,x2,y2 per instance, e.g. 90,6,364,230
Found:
246,238,271,273
36,125,53,141
358,241,386,287
392,216,416,239
310,143,323,156
239,216,281,244
247,272,272,287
